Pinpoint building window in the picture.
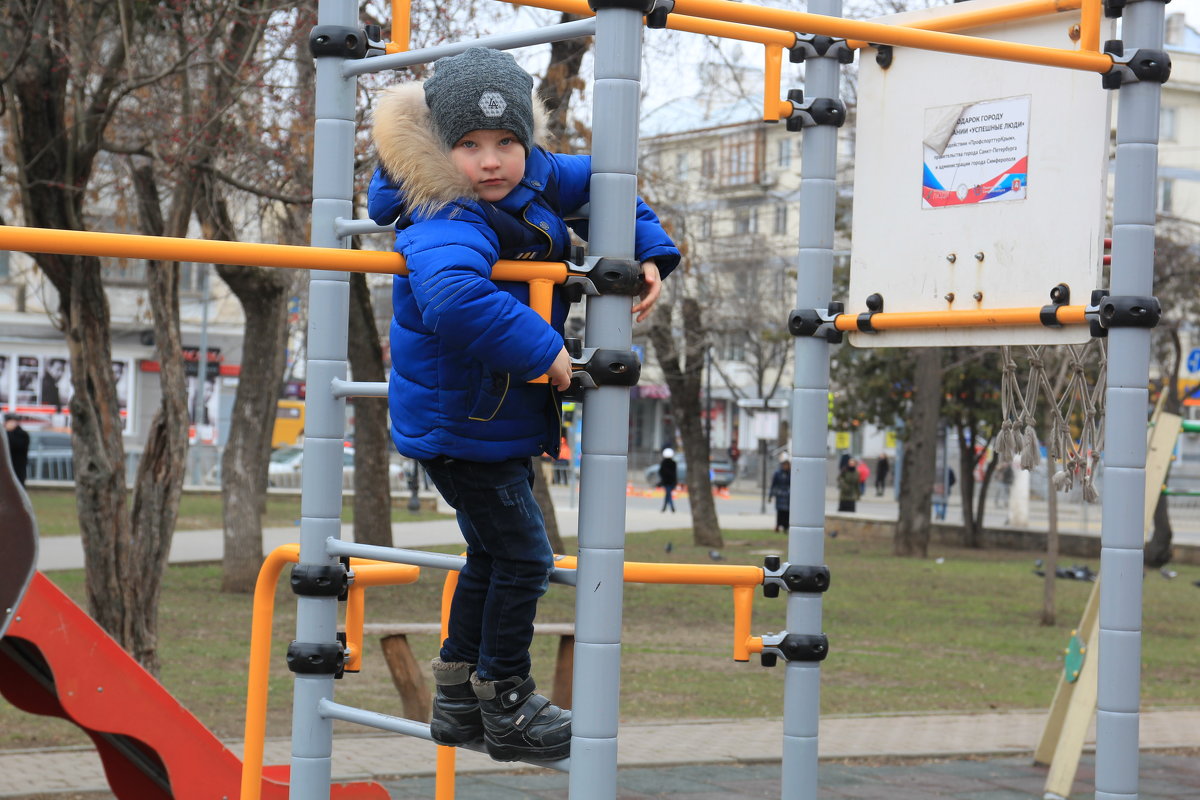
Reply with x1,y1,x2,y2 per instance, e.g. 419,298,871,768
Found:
773,203,788,235
777,138,792,169
720,130,763,187
701,149,716,180
733,207,758,235
0,250,8,280
700,214,713,239
676,151,689,181
1158,178,1174,214
1161,107,1177,141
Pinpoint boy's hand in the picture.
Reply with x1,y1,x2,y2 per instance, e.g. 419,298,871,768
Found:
631,260,661,323
547,346,574,391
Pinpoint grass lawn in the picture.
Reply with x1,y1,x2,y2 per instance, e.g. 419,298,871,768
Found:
3,527,1198,751
26,487,446,536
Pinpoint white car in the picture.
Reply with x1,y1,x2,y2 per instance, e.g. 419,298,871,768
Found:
267,445,409,491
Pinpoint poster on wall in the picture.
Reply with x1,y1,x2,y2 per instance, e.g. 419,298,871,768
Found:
187,374,220,445
0,353,133,433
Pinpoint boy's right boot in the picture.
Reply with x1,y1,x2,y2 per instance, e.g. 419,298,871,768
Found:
429,658,484,746
471,674,572,762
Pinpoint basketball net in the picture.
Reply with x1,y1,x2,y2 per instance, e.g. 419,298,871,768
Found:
997,340,1106,502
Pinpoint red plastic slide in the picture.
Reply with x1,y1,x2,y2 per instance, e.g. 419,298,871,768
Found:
0,571,389,800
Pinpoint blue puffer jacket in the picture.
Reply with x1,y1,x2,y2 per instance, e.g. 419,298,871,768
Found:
367,84,680,462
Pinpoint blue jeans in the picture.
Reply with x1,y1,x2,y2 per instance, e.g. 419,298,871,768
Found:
421,456,555,681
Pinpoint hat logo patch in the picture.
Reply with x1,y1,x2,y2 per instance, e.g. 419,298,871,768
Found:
478,91,506,118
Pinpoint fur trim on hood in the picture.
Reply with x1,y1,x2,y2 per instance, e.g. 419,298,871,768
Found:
372,82,551,217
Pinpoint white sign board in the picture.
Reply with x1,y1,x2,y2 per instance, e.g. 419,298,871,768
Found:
849,0,1112,347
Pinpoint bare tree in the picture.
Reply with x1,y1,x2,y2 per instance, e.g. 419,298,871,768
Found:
649,294,723,548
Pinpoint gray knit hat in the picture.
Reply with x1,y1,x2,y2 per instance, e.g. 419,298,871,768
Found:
424,47,535,152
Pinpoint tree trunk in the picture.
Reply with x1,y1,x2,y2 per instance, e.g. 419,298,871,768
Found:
123,158,194,674
347,272,393,548
1145,493,1174,568
973,452,998,533
536,12,591,150
895,349,941,557
534,460,566,554
1042,454,1058,626
7,2,140,657
197,179,292,593
649,296,721,548
956,426,982,547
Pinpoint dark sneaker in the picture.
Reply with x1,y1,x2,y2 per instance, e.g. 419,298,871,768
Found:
472,674,571,762
429,659,484,746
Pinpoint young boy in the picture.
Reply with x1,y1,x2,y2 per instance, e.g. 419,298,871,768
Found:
367,47,680,762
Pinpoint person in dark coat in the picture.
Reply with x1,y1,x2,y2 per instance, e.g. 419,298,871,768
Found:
658,447,678,513
874,453,891,496
768,456,791,532
5,415,30,485
837,457,860,513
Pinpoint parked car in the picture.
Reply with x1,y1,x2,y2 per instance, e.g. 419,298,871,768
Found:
645,455,735,488
266,445,408,490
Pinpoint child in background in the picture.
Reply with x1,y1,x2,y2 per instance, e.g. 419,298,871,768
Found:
368,47,680,762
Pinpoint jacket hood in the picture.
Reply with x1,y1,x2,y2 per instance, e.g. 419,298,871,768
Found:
372,82,552,218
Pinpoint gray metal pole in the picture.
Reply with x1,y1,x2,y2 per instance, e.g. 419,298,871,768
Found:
290,0,357,797
570,7,645,798
787,4,845,799
343,18,598,77
1098,2,1167,797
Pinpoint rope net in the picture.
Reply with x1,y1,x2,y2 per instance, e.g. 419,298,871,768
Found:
996,340,1107,502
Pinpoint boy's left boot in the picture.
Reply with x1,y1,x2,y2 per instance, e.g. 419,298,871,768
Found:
429,658,484,746
472,674,571,762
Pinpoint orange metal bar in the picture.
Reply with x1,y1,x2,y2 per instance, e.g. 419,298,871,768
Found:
345,584,367,673
746,636,765,654
505,0,795,45
553,554,764,586
435,564,462,800
240,544,297,800
671,0,1112,72
389,0,411,53
0,225,569,283
833,304,1089,332
845,0,1085,49
240,546,421,800
1079,0,1101,53
764,45,784,122
732,585,755,661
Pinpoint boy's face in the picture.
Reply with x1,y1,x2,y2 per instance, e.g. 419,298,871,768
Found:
449,129,525,203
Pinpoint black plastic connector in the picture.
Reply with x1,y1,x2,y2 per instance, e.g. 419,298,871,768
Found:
789,34,855,64
1039,283,1071,328
1102,44,1172,89
763,557,831,598
785,91,848,131
788,301,844,343
1104,0,1125,18
875,44,893,69
290,563,350,598
647,5,671,27
759,632,830,666
1089,289,1110,338
857,293,884,332
1096,294,1161,330
589,0,654,10
591,257,644,296
562,347,642,401
336,631,357,675
286,641,346,676
309,26,368,59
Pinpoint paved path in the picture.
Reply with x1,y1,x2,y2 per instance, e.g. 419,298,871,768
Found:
12,484,1200,798
3,709,1200,797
